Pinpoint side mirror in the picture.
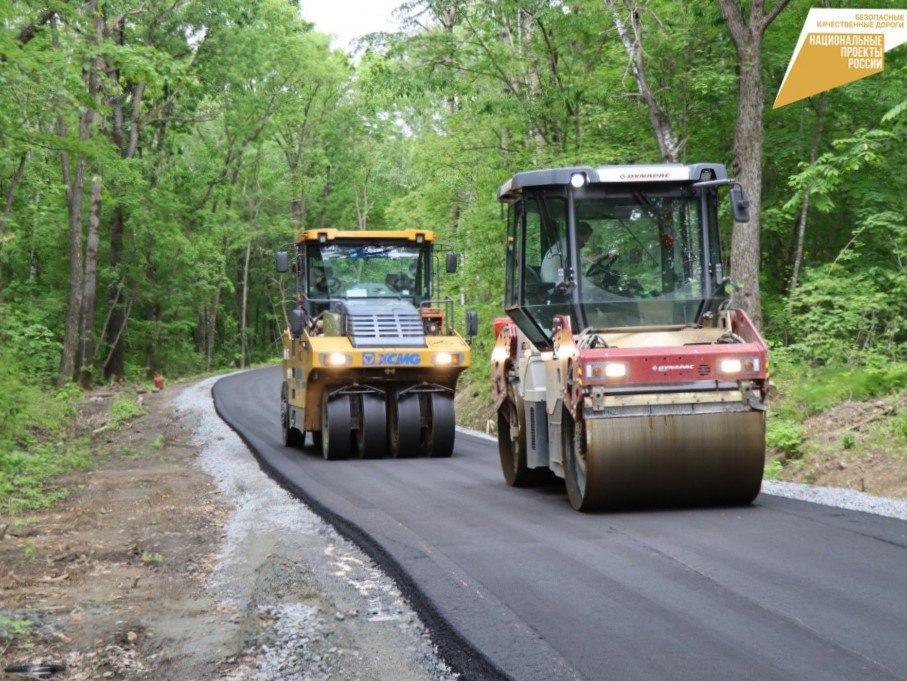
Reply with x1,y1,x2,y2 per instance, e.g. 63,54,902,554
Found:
730,187,750,223
465,309,478,337
290,308,305,337
446,252,457,274
276,251,289,273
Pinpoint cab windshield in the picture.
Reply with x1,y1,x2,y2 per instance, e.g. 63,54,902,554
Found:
575,192,712,327
306,242,430,303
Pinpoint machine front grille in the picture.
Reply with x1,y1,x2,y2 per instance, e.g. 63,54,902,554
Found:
346,306,426,348
698,364,711,376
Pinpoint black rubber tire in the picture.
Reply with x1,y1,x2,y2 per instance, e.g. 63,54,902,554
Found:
389,391,421,458
563,406,599,511
321,392,351,460
427,393,455,458
281,382,305,448
356,394,387,459
497,397,536,486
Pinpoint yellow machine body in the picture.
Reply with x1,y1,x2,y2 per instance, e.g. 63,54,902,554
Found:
277,228,472,459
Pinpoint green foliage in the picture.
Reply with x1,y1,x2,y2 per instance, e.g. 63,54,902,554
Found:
108,395,146,425
772,356,907,418
894,410,907,448
1,436,93,515
786,264,907,364
766,418,806,459
763,457,784,481
0,0,904,485
842,431,856,450
141,550,164,565
0,616,35,637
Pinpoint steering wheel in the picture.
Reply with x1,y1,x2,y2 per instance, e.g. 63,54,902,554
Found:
524,266,543,286
585,250,621,289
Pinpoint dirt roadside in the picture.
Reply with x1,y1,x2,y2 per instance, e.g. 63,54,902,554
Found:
0,378,456,680
772,393,907,498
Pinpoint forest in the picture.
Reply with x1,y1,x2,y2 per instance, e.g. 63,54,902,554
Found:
1,0,906,503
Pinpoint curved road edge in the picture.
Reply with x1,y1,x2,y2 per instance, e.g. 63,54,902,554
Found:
210,373,509,681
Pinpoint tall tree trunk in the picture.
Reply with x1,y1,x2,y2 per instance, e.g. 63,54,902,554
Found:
785,93,827,336
353,167,370,230
103,17,147,381
57,1,101,384
729,37,765,328
144,300,165,374
0,152,29,302
78,173,102,387
318,165,331,229
240,237,251,369
717,0,791,330
104,206,126,379
608,0,681,162
58,144,88,385
205,233,229,371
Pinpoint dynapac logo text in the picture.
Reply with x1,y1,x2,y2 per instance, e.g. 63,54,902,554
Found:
652,364,694,372
621,172,670,180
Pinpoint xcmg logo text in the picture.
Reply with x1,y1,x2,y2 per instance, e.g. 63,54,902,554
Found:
362,352,422,366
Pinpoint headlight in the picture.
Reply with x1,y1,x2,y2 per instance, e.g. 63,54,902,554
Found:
570,172,586,188
719,357,760,374
433,352,463,366
319,352,352,367
585,361,628,380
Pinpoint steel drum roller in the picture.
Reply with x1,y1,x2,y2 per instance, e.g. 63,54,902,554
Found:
580,408,765,509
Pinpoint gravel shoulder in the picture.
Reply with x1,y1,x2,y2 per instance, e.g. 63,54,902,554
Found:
1,376,456,680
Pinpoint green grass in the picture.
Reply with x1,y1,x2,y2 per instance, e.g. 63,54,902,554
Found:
770,357,907,419
109,394,146,424
766,418,806,459
764,354,907,478
0,616,35,637
141,550,164,565
1,374,150,515
763,458,784,480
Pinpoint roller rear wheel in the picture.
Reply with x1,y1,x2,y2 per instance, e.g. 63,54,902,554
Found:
426,393,455,458
281,383,305,448
389,392,421,458
498,396,545,486
356,395,387,459
321,392,351,460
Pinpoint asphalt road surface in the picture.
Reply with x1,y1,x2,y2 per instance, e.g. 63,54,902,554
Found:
213,366,907,681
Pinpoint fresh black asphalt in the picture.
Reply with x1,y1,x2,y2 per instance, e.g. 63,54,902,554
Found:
213,366,907,681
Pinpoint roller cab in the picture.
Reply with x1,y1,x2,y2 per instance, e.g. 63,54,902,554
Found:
276,229,475,459
492,164,768,510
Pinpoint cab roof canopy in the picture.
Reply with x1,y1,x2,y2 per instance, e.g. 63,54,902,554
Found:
497,163,729,203
296,228,436,244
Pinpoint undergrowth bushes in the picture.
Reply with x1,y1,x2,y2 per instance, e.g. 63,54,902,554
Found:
0,307,90,513
765,344,907,471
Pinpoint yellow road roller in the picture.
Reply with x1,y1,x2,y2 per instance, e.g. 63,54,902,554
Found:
276,229,476,459
491,163,769,510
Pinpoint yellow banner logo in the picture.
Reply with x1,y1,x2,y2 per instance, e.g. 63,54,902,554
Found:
774,9,906,109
